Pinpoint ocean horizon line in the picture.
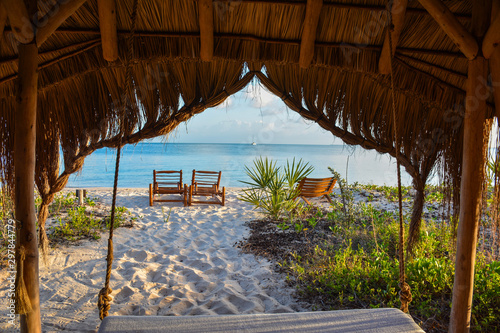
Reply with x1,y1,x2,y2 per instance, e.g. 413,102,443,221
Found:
144,141,340,146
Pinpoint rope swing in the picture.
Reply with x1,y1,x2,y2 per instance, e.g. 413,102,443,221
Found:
387,2,412,313
98,0,139,320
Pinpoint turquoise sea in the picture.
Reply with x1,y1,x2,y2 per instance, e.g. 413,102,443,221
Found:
67,143,413,188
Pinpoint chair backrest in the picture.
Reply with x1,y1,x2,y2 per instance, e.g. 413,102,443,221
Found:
154,170,182,188
192,170,221,187
298,177,336,197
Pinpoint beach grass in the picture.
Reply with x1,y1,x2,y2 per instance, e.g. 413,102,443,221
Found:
241,183,500,333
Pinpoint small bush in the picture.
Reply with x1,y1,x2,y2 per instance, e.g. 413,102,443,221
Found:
239,157,314,220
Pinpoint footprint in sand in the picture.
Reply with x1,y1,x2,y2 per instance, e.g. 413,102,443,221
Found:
227,294,265,313
126,249,149,262
114,286,135,303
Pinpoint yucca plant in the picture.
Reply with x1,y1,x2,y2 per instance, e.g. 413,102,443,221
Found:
239,157,314,220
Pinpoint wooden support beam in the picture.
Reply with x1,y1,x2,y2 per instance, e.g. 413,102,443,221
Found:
483,12,500,58
1,0,34,43
379,0,408,74
15,1,40,332
36,0,88,47
97,0,118,62
490,0,500,119
493,53,500,118
450,1,491,332
417,0,479,60
299,0,322,68
198,0,214,61
0,3,7,42
213,0,471,20
16,45,41,333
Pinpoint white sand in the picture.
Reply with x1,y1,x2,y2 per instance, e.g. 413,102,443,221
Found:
0,188,309,333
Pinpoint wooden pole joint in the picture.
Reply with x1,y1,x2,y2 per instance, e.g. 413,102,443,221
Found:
36,0,89,47
1,0,35,43
417,0,479,60
379,0,408,74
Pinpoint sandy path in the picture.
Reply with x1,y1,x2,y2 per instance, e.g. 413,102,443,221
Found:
0,188,308,332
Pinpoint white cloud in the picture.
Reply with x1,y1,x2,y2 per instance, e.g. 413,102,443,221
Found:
215,96,234,109
244,84,280,108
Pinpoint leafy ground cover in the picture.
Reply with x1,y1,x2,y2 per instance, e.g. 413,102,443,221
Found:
1,190,136,261
40,192,136,245
238,162,500,333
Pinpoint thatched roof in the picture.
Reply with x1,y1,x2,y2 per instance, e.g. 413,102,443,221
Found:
2,2,498,330
0,0,496,206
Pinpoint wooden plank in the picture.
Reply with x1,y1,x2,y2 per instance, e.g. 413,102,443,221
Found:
1,0,34,43
449,2,490,332
379,0,408,74
15,9,41,330
97,0,119,61
299,0,322,68
36,0,88,46
417,0,479,60
198,0,214,61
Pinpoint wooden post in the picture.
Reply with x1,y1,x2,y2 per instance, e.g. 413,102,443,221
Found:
14,1,41,330
489,0,500,119
198,0,214,61
379,0,408,74
76,189,84,205
97,0,119,62
299,0,322,69
449,1,491,332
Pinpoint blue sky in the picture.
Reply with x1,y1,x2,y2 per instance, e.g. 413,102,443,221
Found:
164,82,338,145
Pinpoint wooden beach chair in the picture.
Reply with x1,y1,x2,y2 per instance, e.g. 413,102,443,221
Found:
149,170,187,206
188,170,225,206
296,177,336,205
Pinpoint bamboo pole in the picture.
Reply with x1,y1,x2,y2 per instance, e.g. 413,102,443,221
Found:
449,1,491,332
97,0,118,62
491,1,500,119
417,0,478,60
198,0,214,61
0,0,34,43
299,0,322,68
14,1,40,331
379,0,408,74
36,0,88,46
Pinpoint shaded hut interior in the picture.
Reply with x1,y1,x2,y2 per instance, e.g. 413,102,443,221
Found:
0,0,498,332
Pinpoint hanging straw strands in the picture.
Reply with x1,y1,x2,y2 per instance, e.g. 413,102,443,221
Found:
0,0,496,298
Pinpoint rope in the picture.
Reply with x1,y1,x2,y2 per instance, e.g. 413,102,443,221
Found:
387,2,412,313
98,0,139,320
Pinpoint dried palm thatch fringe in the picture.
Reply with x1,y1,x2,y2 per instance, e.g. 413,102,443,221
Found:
24,59,255,247
14,246,32,315
254,62,447,252
0,0,497,254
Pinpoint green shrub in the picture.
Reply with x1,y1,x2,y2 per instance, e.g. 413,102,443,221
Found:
239,157,313,220
50,203,132,243
281,195,499,332
51,206,102,241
